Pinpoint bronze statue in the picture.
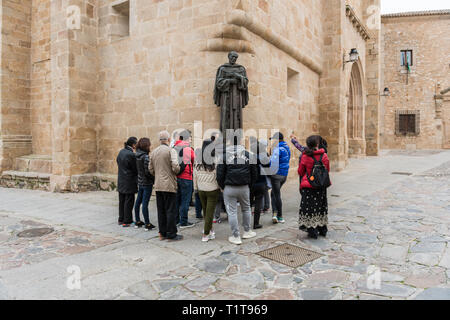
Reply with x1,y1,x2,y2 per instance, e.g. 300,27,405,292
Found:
214,51,249,138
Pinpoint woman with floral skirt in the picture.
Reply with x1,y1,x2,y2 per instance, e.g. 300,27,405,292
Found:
298,136,331,239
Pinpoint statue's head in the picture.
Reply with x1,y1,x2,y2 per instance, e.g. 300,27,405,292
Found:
228,51,239,65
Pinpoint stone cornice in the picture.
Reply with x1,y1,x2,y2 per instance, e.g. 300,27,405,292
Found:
345,5,371,41
382,9,450,19
226,9,323,75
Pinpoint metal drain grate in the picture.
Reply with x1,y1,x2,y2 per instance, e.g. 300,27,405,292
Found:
17,228,54,238
256,243,324,268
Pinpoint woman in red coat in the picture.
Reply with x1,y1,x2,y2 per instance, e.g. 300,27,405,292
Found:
298,136,331,239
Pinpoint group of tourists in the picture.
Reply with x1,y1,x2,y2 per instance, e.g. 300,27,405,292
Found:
116,129,331,244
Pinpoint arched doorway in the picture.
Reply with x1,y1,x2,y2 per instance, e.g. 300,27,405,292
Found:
346,62,366,157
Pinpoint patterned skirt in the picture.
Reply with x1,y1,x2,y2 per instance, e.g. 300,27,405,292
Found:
299,188,328,229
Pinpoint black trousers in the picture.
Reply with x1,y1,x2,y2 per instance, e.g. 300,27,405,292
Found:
156,191,178,239
119,193,135,224
270,175,287,217
252,184,265,226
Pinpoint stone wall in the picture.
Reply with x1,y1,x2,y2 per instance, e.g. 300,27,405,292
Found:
0,0,383,191
95,0,325,175
381,12,450,150
31,0,52,155
0,0,32,172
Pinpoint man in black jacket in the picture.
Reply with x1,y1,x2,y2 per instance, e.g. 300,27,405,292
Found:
216,137,258,245
116,137,138,227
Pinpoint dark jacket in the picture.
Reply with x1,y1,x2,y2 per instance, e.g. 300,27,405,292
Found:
253,153,271,188
136,149,154,186
216,145,258,189
116,146,138,194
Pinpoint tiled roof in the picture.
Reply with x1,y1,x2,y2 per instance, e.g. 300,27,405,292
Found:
382,9,450,18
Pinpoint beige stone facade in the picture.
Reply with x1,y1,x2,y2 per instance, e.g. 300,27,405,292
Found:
381,10,450,150
1,0,383,191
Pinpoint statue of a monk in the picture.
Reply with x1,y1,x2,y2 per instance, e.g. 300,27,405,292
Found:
214,51,249,136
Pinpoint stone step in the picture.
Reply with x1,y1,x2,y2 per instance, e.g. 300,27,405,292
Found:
0,170,50,191
14,154,52,174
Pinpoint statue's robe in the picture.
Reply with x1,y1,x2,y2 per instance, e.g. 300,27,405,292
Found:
214,63,249,134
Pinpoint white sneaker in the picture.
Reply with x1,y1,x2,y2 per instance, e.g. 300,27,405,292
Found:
243,231,257,239
228,236,242,245
272,215,278,224
202,235,210,242
208,231,216,240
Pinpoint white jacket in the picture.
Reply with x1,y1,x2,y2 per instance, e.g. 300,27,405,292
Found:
193,166,220,192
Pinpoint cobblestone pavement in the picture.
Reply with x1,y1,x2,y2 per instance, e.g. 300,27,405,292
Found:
0,150,449,300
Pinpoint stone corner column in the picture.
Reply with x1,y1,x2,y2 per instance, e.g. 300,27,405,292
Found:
318,0,346,171
364,0,381,156
50,0,99,192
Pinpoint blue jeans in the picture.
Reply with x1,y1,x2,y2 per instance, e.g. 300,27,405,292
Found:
195,192,203,218
134,185,153,225
176,178,193,225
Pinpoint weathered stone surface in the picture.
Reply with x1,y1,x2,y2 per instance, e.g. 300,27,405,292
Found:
381,272,405,282
115,294,145,300
152,279,186,293
259,269,277,281
160,287,198,300
404,273,446,288
380,244,408,261
126,280,159,300
202,292,250,300
410,242,446,254
256,288,295,300
344,232,378,244
415,288,450,300
216,272,266,296
357,282,416,298
341,245,379,258
185,276,218,292
297,288,339,300
0,279,8,300
304,270,349,286
357,293,389,300
273,274,294,288
195,258,230,275
408,253,440,266
439,248,450,268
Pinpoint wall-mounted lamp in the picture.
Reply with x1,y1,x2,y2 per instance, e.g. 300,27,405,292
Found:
343,48,359,69
380,87,390,97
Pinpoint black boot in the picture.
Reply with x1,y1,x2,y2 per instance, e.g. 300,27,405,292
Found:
307,227,318,239
318,225,328,237
254,211,263,230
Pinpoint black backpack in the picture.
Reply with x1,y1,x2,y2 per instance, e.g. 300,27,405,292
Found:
306,154,331,189
174,145,192,176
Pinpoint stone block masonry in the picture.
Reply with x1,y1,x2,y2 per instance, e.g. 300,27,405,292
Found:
1,0,386,191
381,10,450,150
